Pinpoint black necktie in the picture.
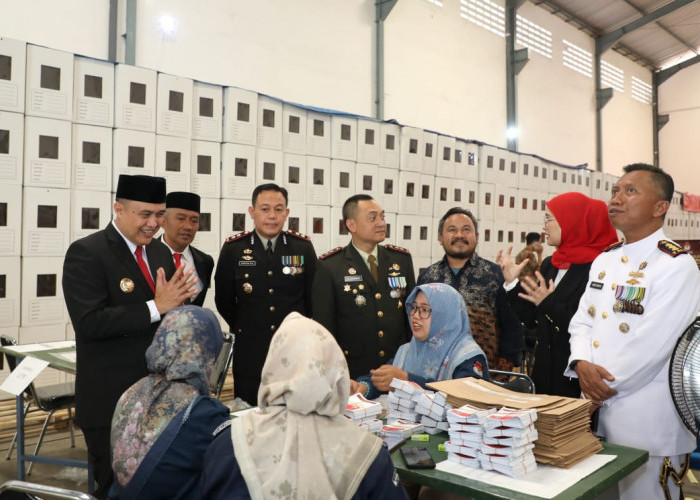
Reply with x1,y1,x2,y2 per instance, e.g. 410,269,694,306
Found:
267,240,273,257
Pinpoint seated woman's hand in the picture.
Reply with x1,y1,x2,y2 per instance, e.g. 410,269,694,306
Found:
349,379,366,396
370,365,408,392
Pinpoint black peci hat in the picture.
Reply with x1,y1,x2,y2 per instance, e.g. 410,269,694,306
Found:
116,175,166,203
166,192,201,213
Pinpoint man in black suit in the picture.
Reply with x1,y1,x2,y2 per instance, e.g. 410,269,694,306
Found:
215,183,317,405
62,175,197,498
159,191,214,306
312,194,416,379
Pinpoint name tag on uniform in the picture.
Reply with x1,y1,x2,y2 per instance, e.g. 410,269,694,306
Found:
590,281,603,290
344,275,362,282
238,261,257,267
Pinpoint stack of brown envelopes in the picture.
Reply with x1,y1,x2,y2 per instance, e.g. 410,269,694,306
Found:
428,378,602,468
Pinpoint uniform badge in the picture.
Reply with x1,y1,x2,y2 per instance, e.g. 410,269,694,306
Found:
243,249,253,254
241,255,253,261
587,305,596,317
598,271,606,280
358,284,365,290
391,263,400,271
619,323,630,334
355,295,366,307
348,267,357,275
390,290,400,299
119,278,134,293
243,283,253,294
343,284,351,292
621,256,628,263
639,262,647,270
473,361,483,377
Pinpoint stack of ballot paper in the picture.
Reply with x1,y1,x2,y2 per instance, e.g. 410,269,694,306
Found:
479,408,538,476
414,391,452,434
428,378,602,468
345,393,382,433
386,378,425,421
381,419,425,438
445,404,495,468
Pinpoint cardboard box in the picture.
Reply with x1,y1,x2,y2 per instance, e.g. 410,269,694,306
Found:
0,256,21,326
437,135,456,179
356,119,380,165
112,128,156,189
0,37,26,113
286,202,306,235
306,111,331,158
256,95,283,150
398,170,420,215
306,205,331,255
220,198,253,243
282,103,307,154
156,73,193,138
330,116,357,161
0,111,24,184
220,143,255,200
191,196,220,257
355,162,378,200
23,116,72,188
192,81,222,142
72,123,112,191
379,122,400,169
478,218,495,262
399,126,422,172
21,256,67,326
22,186,70,256
305,155,331,205
155,135,191,192
70,189,111,242
458,140,479,183
329,206,349,249
330,159,356,207
25,44,73,120
464,180,480,218
418,174,434,217
114,63,157,132
282,153,307,202
255,148,283,185
478,144,500,184
0,185,21,255
190,140,221,199
421,131,437,175
479,182,495,222
222,86,258,145
73,56,114,127
377,167,398,213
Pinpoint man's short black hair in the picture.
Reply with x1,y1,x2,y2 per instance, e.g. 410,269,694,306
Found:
342,194,374,222
623,163,674,202
438,207,478,234
525,232,540,245
251,183,288,206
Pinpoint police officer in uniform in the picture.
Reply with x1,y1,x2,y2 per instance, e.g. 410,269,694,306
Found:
566,164,700,500
313,194,416,379
214,183,317,405
159,191,214,306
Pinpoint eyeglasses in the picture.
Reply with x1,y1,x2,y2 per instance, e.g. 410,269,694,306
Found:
409,304,432,319
543,215,556,225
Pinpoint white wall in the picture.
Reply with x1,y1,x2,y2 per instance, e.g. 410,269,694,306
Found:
658,62,700,195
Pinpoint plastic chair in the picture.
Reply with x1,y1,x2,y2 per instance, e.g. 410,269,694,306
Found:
208,332,234,398
1,336,76,475
0,480,95,500
489,369,536,394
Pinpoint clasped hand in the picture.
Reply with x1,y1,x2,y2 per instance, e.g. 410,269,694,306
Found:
154,264,199,314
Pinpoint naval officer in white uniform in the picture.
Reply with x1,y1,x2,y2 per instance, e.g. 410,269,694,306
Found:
566,163,700,500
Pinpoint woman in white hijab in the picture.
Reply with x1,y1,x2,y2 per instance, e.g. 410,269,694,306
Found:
199,312,409,500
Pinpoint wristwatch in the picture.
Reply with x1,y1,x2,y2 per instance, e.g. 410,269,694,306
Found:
569,359,581,371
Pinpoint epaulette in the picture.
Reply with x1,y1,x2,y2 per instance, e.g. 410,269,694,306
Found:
385,243,411,255
604,241,623,252
225,230,250,244
285,229,311,242
658,240,686,257
319,246,343,260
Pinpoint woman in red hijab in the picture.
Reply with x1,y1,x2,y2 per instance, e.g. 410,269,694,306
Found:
497,192,618,397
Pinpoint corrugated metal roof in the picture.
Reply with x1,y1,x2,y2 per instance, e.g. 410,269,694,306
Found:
532,0,700,70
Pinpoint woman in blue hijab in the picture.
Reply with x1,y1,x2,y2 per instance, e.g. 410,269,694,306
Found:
109,306,229,499
352,283,490,399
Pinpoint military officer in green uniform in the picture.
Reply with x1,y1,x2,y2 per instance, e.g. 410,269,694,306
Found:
215,183,317,404
312,194,416,379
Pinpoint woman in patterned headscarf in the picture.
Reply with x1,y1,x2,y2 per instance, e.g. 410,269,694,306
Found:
109,306,229,499
199,312,409,500
351,282,490,399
